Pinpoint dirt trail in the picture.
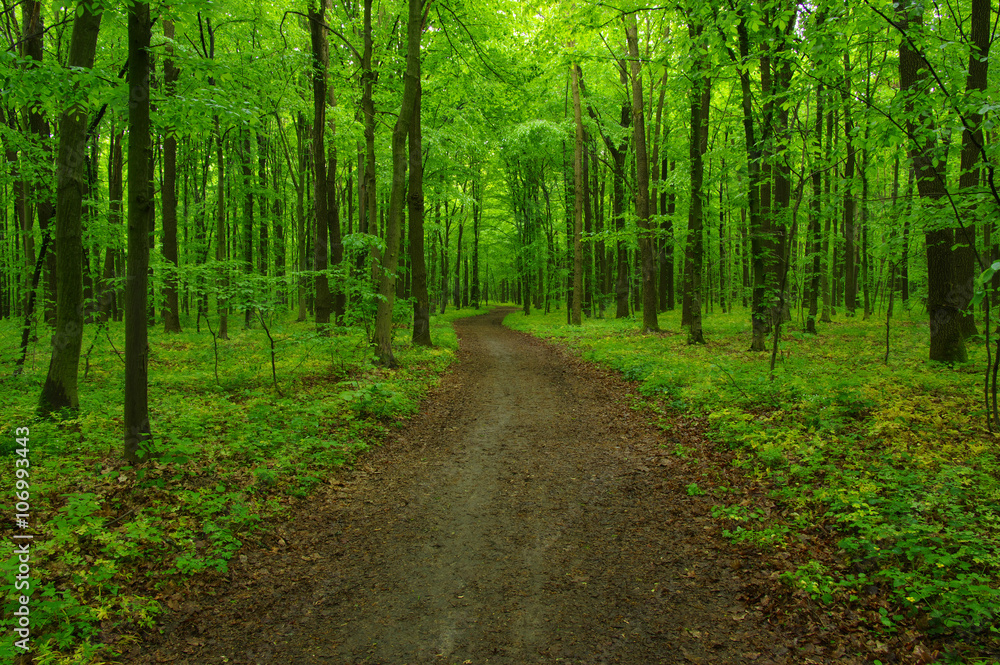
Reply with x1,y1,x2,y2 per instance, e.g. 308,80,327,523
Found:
131,308,795,664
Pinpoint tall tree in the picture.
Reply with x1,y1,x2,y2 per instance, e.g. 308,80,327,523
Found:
685,19,709,345
38,4,102,415
896,0,967,362
956,0,990,335
625,12,659,333
162,18,182,333
124,0,153,463
310,0,332,332
410,72,432,345
374,0,422,367
571,62,584,326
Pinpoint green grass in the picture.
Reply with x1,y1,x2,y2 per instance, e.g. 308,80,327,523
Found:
506,303,1000,660
0,303,488,663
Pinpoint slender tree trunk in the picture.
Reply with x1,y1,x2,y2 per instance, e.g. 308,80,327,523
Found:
374,0,421,366
215,123,229,339
124,1,152,463
732,14,768,350
162,19,182,333
686,25,708,344
957,0,990,335
38,5,102,415
571,63,584,325
471,177,481,308
410,77,432,345
806,84,824,333
625,13,658,332
842,53,857,316
362,0,378,282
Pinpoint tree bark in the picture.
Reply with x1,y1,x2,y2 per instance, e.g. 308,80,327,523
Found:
733,13,768,350
162,19,182,333
374,0,422,367
571,63,584,326
897,0,967,362
409,77,432,345
310,2,332,332
806,84,824,333
686,23,708,345
625,13,659,333
38,4,102,415
842,53,858,316
956,0,990,335
124,0,152,463
362,0,378,282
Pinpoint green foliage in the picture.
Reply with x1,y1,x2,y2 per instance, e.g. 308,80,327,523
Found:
507,306,1000,648
0,307,483,661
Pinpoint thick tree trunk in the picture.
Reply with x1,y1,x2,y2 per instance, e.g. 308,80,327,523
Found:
898,0,967,362
124,1,152,463
374,0,421,367
625,13,659,333
38,5,102,415
310,3,332,332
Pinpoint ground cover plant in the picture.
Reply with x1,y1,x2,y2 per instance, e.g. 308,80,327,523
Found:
0,306,483,664
505,304,1000,664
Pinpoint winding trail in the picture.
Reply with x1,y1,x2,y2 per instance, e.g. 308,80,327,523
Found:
132,308,791,664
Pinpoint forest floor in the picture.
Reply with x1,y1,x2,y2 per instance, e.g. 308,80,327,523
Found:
124,308,937,664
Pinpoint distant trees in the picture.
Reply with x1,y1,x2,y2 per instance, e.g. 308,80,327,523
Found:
3,0,998,464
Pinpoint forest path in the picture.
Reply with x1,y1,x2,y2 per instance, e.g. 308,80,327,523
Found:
130,308,794,664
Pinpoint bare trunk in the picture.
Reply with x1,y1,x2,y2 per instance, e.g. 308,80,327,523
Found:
374,0,421,366
124,1,152,463
38,5,102,415
625,14,658,332
162,18,182,333
571,63,584,325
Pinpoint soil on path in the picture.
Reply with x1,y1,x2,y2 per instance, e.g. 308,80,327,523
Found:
129,308,806,664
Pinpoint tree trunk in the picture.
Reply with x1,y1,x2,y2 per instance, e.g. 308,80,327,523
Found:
410,77,432,345
471,177,481,308
374,0,421,367
625,13,658,333
310,2,332,332
842,53,857,317
162,19,182,333
686,25,708,345
571,63,584,325
897,0,967,362
124,1,152,463
362,0,378,282
806,84,824,333
38,5,102,415
956,0,990,335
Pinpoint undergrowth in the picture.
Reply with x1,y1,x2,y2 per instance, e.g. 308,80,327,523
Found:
506,304,1000,662
0,304,485,663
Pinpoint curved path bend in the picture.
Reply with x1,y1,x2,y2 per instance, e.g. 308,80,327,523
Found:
133,308,792,664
